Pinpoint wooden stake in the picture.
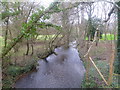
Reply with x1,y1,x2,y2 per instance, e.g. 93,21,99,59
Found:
89,57,109,85
86,54,90,81
108,50,115,85
86,40,90,81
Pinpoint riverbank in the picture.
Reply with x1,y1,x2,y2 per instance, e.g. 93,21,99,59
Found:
2,40,119,88
2,41,45,88
2,57,38,88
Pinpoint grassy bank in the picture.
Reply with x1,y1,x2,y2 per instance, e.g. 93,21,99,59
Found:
1,36,46,88
80,40,119,88
2,59,38,88
2,33,62,88
81,60,119,88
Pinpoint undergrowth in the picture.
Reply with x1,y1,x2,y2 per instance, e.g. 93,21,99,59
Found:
81,60,119,88
2,56,38,88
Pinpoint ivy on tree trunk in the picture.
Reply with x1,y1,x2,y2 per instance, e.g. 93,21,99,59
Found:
114,1,120,74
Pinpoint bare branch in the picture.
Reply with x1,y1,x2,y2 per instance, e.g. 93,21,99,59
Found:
104,6,115,22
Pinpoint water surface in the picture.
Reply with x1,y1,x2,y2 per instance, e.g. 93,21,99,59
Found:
15,45,86,88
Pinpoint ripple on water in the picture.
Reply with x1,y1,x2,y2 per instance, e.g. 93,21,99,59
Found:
15,46,86,88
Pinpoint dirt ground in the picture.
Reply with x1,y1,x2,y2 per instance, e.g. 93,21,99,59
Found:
10,42,46,66
91,41,114,61
78,40,115,61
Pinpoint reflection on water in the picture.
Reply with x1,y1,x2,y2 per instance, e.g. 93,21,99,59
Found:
15,42,86,88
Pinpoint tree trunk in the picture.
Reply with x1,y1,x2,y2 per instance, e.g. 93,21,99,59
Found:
31,44,34,56
25,39,29,55
1,11,46,59
114,1,120,74
1,2,80,58
4,17,9,48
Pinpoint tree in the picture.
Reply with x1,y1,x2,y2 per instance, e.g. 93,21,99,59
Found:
1,1,81,59
84,2,96,41
1,2,59,58
114,1,120,74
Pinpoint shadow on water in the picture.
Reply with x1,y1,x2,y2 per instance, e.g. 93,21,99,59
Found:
15,42,86,88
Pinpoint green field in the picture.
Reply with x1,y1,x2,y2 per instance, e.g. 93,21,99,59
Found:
37,34,62,41
101,34,117,40
0,35,63,48
0,34,117,49
85,34,117,41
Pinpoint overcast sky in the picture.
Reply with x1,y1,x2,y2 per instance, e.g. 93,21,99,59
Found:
32,0,54,8
36,0,115,21
33,0,116,26
3,0,116,24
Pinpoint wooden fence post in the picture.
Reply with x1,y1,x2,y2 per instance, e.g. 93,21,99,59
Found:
108,50,115,85
86,54,90,81
86,40,90,81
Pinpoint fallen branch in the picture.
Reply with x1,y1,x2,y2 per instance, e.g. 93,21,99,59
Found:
37,46,58,63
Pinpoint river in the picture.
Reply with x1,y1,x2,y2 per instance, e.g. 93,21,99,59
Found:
15,42,86,88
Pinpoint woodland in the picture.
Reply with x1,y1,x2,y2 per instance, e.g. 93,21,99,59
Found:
0,0,120,88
